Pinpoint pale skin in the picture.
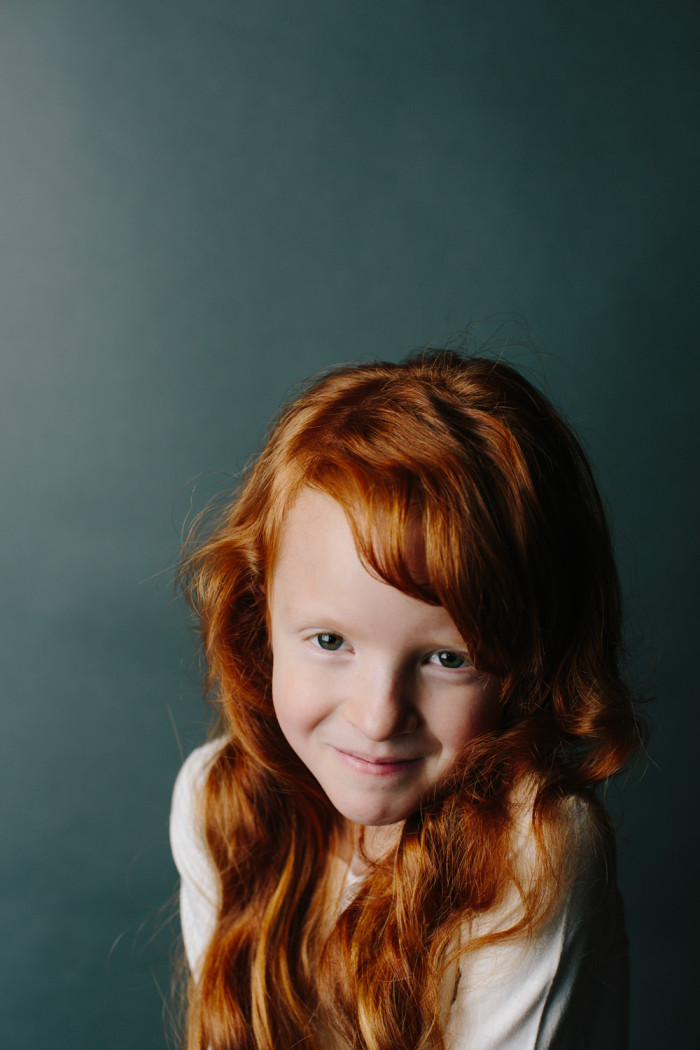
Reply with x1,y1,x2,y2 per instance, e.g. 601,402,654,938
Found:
268,489,501,865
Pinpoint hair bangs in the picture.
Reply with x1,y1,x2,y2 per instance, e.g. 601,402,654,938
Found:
304,458,440,606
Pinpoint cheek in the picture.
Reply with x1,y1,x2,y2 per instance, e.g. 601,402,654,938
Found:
476,680,502,731
441,680,501,750
270,655,295,736
271,684,304,755
271,658,324,739
271,661,294,712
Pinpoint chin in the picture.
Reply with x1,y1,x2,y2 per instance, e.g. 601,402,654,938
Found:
328,796,417,828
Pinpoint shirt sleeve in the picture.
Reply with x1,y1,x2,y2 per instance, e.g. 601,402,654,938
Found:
169,740,224,980
444,805,629,1050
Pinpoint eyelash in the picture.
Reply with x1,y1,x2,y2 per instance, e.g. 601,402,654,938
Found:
311,634,471,669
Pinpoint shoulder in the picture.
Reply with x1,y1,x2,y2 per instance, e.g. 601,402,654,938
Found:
171,739,223,814
509,783,614,898
170,739,226,978
512,789,623,955
170,739,224,895
445,793,628,1050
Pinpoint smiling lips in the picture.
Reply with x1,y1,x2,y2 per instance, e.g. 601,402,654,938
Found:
332,747,421,776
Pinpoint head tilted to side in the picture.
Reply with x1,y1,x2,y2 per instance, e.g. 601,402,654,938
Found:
179,349,640,1050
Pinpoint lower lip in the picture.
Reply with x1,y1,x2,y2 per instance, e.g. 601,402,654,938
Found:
332,748,420,777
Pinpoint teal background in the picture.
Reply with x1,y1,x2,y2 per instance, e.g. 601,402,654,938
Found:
1,1,697,1046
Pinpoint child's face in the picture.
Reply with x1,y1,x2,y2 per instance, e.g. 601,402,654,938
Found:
268,489,500,829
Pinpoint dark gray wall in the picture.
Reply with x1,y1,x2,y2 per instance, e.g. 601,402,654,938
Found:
1,1,696,1046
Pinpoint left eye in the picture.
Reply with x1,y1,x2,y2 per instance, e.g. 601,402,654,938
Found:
430,650,468,669
314,632,345,651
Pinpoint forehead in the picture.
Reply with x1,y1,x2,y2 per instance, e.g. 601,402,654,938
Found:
269,489,463,644
270,488,370,599
272,487,429,589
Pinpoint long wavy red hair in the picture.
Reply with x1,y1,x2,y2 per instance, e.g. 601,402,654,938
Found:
178,349,641,1049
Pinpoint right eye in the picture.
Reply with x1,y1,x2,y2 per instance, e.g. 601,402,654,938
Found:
314,632,345,651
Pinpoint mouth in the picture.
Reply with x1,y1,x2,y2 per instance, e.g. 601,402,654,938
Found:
332,747,421,777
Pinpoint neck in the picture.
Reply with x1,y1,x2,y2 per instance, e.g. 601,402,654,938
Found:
337,820,404,874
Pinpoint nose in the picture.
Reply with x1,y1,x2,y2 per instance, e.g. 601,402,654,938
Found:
343,664,418,741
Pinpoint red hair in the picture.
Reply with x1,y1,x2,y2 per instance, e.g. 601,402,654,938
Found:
178,349,641,1048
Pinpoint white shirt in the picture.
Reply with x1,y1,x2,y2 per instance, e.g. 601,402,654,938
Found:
170,742,629,1049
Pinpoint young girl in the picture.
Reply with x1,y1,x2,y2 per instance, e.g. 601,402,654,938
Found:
170,348,640,1050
